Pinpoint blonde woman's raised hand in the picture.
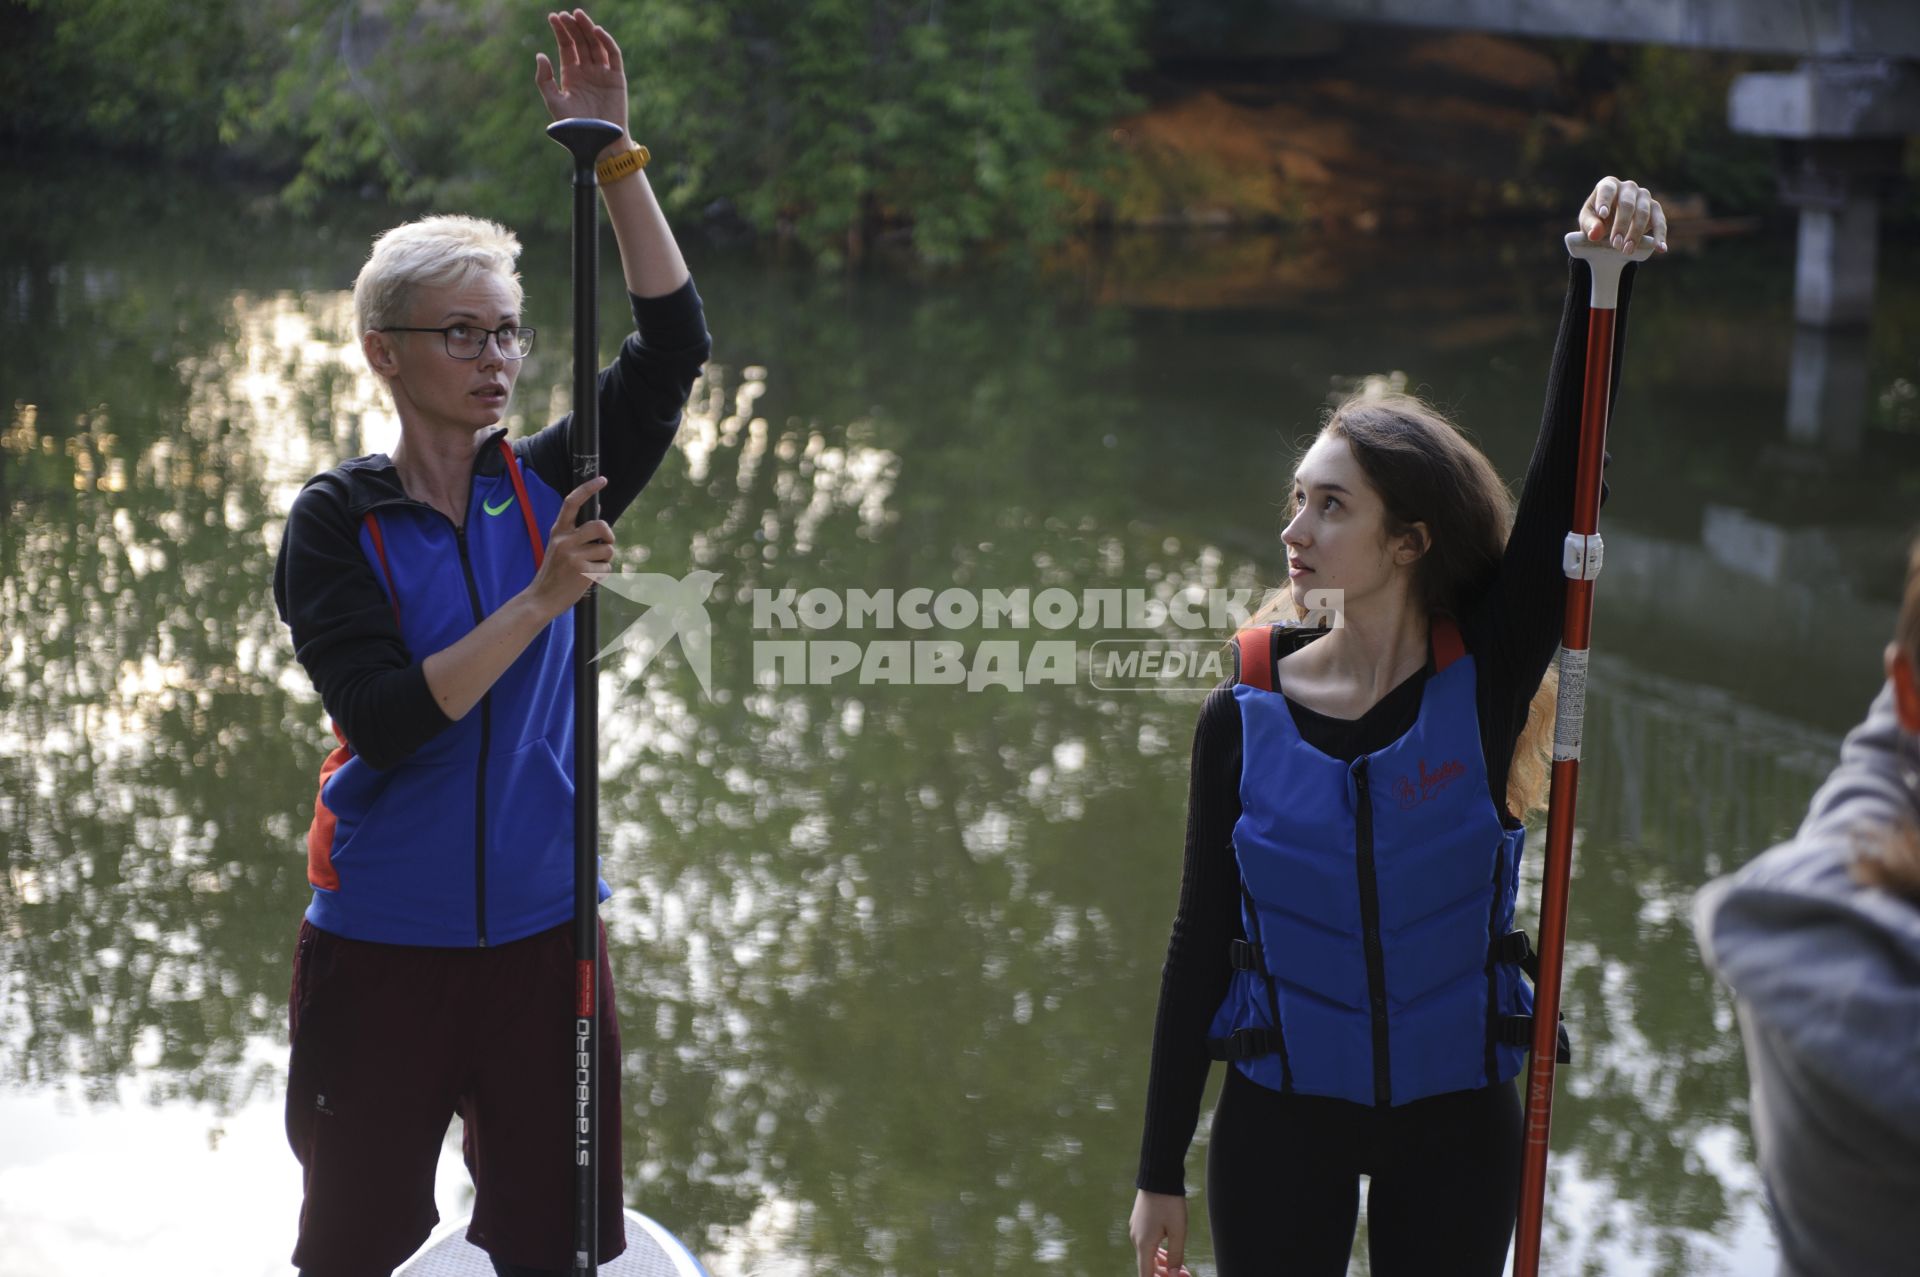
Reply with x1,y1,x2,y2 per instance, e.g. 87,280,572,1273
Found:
534,8,630,144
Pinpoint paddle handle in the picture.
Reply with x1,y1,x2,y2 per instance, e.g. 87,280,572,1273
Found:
1563,230,1656,309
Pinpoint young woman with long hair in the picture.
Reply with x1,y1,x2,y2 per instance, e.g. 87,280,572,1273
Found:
1128,177,1666,1277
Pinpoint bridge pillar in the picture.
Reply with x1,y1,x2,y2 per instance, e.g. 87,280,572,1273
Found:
1786,327,1870,456
1730,60,1920,328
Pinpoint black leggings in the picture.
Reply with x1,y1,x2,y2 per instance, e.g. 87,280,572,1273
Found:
1206,1066,1522,1276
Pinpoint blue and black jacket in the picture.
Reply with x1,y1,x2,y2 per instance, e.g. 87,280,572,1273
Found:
271,280,711,947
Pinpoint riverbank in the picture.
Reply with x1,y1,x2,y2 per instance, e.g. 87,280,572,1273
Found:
1083,27,1767,235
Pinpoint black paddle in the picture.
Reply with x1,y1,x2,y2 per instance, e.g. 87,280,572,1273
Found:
546,114,624,1276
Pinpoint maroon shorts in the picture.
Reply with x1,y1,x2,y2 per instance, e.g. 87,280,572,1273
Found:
286,918,625,1274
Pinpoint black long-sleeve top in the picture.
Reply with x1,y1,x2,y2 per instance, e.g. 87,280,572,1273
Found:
1135,259,1636,1194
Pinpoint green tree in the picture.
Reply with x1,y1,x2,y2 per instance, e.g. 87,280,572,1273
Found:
5,0,1148,261
1,0,254,156
1544,41,1778,215
239,0,1150,262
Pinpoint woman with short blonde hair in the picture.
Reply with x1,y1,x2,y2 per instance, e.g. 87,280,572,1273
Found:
272,11,710,1275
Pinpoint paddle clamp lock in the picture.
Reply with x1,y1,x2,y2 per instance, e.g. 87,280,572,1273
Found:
1562,532,1605,581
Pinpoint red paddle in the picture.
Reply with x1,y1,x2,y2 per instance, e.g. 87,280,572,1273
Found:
1512,229,1656,1277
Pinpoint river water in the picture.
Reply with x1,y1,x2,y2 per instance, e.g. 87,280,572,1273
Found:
3,159,1916,1275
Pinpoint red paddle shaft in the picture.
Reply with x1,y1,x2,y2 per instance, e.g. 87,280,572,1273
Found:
1512,231,1653,1277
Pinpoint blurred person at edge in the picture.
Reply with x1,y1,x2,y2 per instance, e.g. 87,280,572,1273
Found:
1694,536,1920,1277
271,11,710,1276
1127,178,1665,1277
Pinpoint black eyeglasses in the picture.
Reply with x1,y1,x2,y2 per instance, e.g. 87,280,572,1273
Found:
378,323,536,360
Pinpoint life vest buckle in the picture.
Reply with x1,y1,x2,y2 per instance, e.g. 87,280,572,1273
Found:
1498,1013,1572,1064
1228,938,1263,972
1493,929,1540,983
1206,1027,1282,1063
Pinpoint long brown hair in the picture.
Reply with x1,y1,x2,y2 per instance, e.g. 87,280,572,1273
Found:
1248,390,1559,819
1853,534,1920,904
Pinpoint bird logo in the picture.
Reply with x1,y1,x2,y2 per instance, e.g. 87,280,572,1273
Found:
587,569,721,697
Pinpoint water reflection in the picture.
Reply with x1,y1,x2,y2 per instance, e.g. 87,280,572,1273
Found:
587,342,1227,1269
3,164,1915,1275
1521,660,1840,1275
1786,326,1872,457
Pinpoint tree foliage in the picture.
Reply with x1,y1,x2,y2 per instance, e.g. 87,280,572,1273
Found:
1548,41,1778,215
2,0,1149,262
0,1,1820,256
2,0,254,156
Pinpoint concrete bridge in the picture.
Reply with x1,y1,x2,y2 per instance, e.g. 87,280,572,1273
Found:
1268,2,1920,59
1268,0,1920,329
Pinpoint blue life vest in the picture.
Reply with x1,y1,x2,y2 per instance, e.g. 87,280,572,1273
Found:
1206,618,1563,1107
303,431,605,947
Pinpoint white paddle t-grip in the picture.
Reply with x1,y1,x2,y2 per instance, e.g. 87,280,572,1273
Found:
1564,230,1656,310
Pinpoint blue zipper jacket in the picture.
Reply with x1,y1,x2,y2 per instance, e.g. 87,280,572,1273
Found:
1206,617,1549,1106
271,281,711,947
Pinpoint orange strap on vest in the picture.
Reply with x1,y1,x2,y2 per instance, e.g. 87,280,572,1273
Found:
1431,614,1465,672
498,438,546,571
1234,624,1275,691
362,511,401,627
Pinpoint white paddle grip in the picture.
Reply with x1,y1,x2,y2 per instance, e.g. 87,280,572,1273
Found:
1564,231,1655,310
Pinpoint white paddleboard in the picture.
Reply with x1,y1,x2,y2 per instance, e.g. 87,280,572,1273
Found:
396,1210,707,1276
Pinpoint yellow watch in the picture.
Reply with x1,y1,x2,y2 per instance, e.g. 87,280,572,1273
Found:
595,144,650,186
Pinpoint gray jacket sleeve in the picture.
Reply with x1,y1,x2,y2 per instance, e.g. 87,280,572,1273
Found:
1693,683,1920,1275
